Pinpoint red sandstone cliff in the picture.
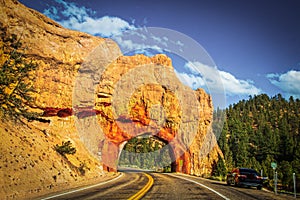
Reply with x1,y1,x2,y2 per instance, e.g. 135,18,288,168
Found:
0,0,223,199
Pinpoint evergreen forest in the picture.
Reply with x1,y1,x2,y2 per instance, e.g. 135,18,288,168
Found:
118,135,172,172
214,94,300,191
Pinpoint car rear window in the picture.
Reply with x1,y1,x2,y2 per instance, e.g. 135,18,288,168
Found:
239,168,259,175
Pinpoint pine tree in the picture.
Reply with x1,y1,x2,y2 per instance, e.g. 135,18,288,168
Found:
0,34,38,121
278,160,293,190
213,155,227,178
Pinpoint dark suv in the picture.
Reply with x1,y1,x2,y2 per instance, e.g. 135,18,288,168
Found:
226,168,264,190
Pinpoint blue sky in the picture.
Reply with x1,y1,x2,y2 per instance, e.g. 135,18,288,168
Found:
20,0,300,107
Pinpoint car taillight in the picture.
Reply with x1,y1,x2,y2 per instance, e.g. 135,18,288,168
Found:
238,175,247,178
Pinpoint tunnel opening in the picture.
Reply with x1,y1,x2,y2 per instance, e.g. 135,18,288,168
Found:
118,133,176,172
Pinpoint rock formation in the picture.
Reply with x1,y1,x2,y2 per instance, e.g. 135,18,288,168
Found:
88,53,223,174
0,0,120,199
0,0,223,198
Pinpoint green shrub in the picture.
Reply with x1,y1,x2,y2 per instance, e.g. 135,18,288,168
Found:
78,161,90,175
54,141,76,157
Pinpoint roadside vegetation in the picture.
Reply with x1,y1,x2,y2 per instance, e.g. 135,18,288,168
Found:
54,140,77,157
0,33,39,121
213,94,300,192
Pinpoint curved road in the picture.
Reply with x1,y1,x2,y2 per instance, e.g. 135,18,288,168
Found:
41,172,296,200
40,172,148,200
145,173,223,199
168,173,295,200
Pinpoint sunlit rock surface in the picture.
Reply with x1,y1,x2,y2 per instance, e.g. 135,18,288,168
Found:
92,54,222,174
0,0,222,198
0,0,119,199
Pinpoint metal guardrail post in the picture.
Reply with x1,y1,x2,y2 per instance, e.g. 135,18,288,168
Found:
293,173,296,198
275,171,277,195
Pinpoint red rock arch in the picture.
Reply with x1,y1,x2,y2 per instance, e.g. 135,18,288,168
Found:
96,83,196,173
101,135,187,173
73,54,222,176
104,134,178,172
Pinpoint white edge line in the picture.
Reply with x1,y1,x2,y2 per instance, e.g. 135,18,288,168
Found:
40,173,124,200
166,173,230,200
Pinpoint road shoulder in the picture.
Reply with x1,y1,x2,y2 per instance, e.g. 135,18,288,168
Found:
33,172,122,200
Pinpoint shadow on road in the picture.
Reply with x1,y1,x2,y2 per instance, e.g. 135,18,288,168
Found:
117,167,154,173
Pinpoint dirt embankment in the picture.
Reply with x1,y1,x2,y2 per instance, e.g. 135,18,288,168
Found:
0,118,119,200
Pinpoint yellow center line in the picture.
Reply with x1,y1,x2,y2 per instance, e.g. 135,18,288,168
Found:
128,173,154,200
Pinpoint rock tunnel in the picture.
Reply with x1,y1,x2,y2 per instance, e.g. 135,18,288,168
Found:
94,74,199,174
101,134,187,173
115,134,177,172
71,45,221,176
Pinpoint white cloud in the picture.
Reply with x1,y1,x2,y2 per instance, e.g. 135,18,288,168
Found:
175,70,205,90
43,1,186,55
43,6,59,20
43,0,135,37
151,35,167,47
267,70,300,99
177,61,261,96
60,16,135,37
219,71,261,96
112,35,165,56
175,40,184,47
110,29,185,57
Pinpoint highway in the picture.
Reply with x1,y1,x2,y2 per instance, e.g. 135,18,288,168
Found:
40,171,296,200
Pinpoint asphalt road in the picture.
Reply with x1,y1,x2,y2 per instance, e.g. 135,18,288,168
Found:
168,173,296,200
144,173,223,199
40,172,148,200
41,172,296,200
